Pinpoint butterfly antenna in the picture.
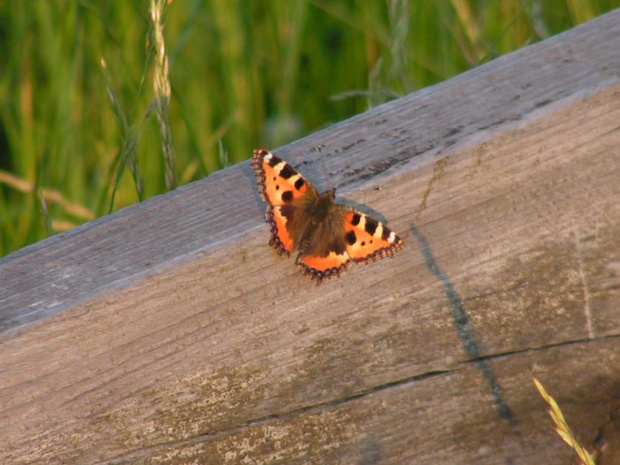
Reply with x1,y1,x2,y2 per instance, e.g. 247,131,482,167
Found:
315,145,333,192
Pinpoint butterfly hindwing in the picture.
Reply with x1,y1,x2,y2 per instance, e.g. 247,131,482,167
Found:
265,206,295,255
297,206,404,284
298,251,353,282
296,207,353,282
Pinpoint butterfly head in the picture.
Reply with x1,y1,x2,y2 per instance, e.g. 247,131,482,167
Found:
321,187,337,201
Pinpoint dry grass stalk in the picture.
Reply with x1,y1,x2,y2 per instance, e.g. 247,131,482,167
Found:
533,378,595,465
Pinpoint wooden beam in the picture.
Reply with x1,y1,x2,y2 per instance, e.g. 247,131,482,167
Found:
2,9,620,464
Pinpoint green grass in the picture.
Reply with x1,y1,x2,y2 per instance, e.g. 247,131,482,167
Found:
0,0,616,257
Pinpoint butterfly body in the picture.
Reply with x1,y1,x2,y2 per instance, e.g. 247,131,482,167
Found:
253,149,404,284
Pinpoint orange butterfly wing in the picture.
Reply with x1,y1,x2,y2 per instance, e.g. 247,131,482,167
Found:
296,206,353,282
252,149,318,256
297,207,404,284
343,211,404,264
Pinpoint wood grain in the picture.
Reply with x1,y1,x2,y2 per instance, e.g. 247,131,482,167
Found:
2,10,620,464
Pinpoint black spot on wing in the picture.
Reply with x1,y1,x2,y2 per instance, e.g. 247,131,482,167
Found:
382,225,392,241
282,191,294,202
279,164,296,179
365,217,378,235
294,178,305,191
345,230,357,246
267,154,282,167
350,213,361,226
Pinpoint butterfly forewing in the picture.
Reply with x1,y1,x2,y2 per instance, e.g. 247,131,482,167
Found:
253,149,315,206
343,211,404,264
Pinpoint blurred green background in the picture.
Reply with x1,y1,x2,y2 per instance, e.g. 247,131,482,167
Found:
0,0,617,257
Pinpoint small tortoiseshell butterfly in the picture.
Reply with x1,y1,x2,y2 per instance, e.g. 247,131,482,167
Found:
252,149,404,285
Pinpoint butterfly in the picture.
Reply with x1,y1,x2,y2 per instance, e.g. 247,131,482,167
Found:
252,149,404,285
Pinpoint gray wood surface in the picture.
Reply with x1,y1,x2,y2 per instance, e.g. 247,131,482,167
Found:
2,9,620,464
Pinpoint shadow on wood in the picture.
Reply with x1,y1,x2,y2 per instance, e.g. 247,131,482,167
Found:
2,9,620,465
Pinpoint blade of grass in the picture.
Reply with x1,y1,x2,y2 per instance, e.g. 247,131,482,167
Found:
101,58,146,213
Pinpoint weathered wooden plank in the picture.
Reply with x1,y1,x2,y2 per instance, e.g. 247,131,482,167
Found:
1,9,620,464
101,340,618,464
